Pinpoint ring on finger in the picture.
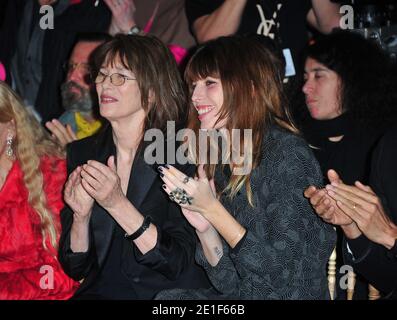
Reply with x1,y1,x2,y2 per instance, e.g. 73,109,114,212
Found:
169,187,193,205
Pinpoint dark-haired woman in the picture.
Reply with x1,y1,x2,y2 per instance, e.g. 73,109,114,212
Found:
298,30,397,299
157,36,336,300
58,34,210,300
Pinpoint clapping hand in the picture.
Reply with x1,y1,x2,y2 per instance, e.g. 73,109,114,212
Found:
304,169,354,226
80,155,125,211
160,165,218,229
325,180,397,248
64,166,94,222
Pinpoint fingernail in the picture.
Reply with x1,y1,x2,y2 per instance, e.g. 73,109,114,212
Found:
331,182,339,187
160,173,164,178
164,164,170,169
327,190,335,196
325,184,334,190
158,166,163,173
162,184,166,189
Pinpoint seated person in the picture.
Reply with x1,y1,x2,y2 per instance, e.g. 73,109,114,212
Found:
305,123,397,299
0,81,79,299
46,33,110,147
58,34,210,299
157,36,336,300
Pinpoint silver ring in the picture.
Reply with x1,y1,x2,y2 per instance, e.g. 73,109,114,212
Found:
183,176,190,184
169,187,193,205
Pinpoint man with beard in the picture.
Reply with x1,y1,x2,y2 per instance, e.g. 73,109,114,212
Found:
46,34,109,146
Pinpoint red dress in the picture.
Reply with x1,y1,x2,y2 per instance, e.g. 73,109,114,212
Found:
0,157,79,299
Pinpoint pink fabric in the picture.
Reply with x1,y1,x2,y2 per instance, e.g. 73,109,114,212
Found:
143,1,160,33
168,45,188,65
0,62,5,81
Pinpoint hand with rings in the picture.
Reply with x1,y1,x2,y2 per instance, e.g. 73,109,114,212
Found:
158,164,218,216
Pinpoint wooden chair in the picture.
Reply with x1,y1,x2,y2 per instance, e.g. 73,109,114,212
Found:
328,247,380,300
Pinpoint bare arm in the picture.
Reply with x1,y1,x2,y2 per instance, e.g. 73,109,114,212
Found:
196,226,224,267
307,0,341,34
65,167,95,253
193,0,247,43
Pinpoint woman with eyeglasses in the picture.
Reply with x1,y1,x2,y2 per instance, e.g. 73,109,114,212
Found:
58,34,210,300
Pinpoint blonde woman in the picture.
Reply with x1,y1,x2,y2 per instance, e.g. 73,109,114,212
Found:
0,81,78,299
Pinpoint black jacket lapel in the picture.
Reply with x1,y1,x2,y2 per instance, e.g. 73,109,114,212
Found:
126,146,158,210
90,124,118,267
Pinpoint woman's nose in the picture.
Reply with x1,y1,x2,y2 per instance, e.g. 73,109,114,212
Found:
302,79,313,94
192,85,204,102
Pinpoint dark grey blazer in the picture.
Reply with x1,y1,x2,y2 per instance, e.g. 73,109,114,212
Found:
157,125,336,300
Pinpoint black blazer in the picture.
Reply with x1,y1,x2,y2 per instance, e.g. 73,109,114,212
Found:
58,124,210,299
343,123,397,299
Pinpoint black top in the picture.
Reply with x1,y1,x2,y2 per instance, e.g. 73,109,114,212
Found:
301,114,380,185
301,113,383,299
85,224,139,299
157,126,336,299
186,0,312,76
344,123,397,299
58,124,211,299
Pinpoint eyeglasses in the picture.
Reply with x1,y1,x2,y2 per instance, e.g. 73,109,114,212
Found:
64,62,91,75
94,71,136,86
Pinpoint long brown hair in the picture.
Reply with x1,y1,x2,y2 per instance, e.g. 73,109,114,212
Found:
0,81,64,250
185,36,298,205
93,34,188,136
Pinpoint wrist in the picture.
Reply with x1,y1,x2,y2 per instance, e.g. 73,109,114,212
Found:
121,20,138,34
341,222,362,240
72,213,91,225
201,198,221,220
105,195,127,216
196,224,217,238
382,225,397,250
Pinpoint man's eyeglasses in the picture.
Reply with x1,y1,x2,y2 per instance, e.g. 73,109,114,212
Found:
63,62,92,75
94,71,136,86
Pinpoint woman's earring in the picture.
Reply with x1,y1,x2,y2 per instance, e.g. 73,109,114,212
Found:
6,132,13,157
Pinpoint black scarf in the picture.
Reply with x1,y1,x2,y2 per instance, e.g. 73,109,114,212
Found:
302,113,351,148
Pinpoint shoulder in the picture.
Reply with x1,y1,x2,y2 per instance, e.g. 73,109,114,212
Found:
372,123,397,167
370,122,397,178
40,156,67,182
264,125,316,162
66,123,112,163
67,129,102,153
256,125,322,185
378,123,397,149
